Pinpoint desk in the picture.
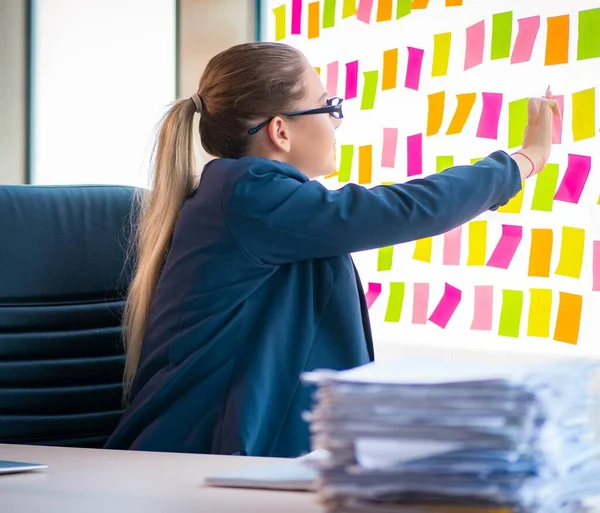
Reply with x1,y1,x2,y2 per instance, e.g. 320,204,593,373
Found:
0,444,322,513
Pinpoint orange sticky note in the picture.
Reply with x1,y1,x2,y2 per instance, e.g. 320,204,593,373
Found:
314,66,321,75
528,228,553,277
411,0,429,8
377,0,393,21
382,48,398,90
308,1,320,39
446,0,462,5
446,93,476,135
358,144,372,184
545,15,570,65
427,91,445,136
553,292,582,345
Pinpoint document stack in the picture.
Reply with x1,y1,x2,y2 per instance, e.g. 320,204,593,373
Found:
303,358,600,513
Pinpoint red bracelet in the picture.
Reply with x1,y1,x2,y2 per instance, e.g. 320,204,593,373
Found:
511,151,536,179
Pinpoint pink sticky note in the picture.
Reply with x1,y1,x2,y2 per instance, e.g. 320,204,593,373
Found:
405,47,424,91
356,0,374,23
365,282,382,309
471,285,493,330
412,283,429,324
291,0,303,35
552,95,564,144
510,16,540,64
464,20,485,70
381,128,398,168
406,133,423,176
326,61,339,97
554,154,592,204
486,224,523,269
345,61,359,99
443,226,462,265
476,92,503,140
593,242,600,292
429,283,462,329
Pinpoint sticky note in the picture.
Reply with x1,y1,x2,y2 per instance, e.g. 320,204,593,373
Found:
508,98,528,149
308,1,320,38
361,71,379,110
497,183,524,214
593,241,600,291
427,91,445,136
429,283,462,329
555,226,585,279
378,246,394,271
545,15,569,66
345,61,359,99
411,0,429,8
365,282,382,309
382,48,398,90
553,95,565,144
273,5,286,41
471,285,493,331
432,33,452,77
413,237,433,262
477,92,502,139
577,8,600,60
436,156,454,173
498,289,523,338
357,0,374,23
554,154,592,204
572,88,596,142
314,66,321,75
338,144,354,182
531,163,559,211
326,61,339,97
406,134,423,176
412,283,429,324
397,0,411,19
446,93,476,135
385,282,405,322
486,225,522,269
528,229,553,278
323,0,336,28
527,288,552,338
511,16,540,64
467,220,487,266
381,128,398,167
342,0,356,18
491,11,513,60
291,0,303,34
471,157,483,164
358,145,372,184
464,21,485,70
446,0,462,5
376,0,393,21
443,227,462,265
405,47,424,91
553,292,582,345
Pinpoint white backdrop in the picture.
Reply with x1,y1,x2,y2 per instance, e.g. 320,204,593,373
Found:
262,0,600,357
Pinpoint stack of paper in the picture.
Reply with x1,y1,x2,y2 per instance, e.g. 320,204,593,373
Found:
303,358,600,513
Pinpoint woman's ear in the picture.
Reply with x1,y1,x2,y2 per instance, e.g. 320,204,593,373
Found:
266,116,292,153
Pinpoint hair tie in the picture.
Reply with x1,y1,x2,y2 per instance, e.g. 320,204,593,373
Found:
190,93,203,113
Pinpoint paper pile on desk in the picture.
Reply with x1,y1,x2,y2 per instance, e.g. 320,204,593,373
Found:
303,358,600,513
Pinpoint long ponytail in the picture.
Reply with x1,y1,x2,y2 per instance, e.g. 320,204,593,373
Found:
123,99,198,401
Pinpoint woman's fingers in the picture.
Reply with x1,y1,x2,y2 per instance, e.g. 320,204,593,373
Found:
541,98,561,120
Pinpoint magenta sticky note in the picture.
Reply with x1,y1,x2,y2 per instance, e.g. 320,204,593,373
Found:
405,47,424,91
406,133,423,176
429,283,462,329
486,224,523,269
291,0,303,35
412,283,429,324
510,16,540,64
476,92,503,140
326,61,339,97
471,285,493,330
554,154,592,204
365,282,382,309
345,60,359,99
593,241,600,292
552,95,565,144
443,226,462,265
464,20,485,70
381,128,398,168
356,0,374,23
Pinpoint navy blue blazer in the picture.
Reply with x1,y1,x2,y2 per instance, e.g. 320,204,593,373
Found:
105,152,521,457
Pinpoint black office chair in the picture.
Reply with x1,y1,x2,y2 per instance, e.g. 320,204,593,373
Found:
0,184,139,448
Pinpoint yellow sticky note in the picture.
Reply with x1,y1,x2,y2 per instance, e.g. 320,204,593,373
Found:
497,181,525,213
555,226,585,279
342,0,356,18
527,288,552,338
413,237,433,262
572,87,596,142
273,5,286,41
432,32,452,77
467,220,487,265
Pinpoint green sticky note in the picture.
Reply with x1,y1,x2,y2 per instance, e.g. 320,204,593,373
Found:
577,8,600,60
396,0,411,19
384,282,405,322
361,71,379,110
498,289,523,338
491,11,513,60
338,145,354,182
378,246,394,271
471,157,483,164
323,0,336,28
508,98,528,149
531,163,559,212
436,156,454,173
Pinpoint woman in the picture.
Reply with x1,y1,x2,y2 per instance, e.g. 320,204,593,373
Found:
105,42,559,457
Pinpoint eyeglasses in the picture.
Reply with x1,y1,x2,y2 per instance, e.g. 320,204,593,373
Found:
247,96,344,135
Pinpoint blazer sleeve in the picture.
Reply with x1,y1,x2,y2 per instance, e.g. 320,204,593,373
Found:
224,150,521,265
